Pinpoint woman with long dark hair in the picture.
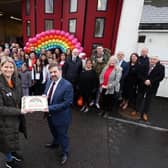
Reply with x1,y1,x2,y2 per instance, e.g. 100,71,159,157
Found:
120,53,139,110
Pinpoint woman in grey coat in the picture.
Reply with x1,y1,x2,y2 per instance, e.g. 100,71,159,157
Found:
99,56,122,118
0,56,26,168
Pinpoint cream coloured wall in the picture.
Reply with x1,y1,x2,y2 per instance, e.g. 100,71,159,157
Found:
115,0,144,59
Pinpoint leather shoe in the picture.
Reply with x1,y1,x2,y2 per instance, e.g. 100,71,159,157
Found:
142,113,148,121
131,111,137,116
60,154,68,165
45,143,59,148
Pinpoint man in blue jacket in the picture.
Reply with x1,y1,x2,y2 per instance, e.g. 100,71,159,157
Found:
44,63,73,165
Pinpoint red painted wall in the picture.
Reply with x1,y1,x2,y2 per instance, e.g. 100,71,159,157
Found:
22,0,36,43
22,0,123,56
61,0,86,44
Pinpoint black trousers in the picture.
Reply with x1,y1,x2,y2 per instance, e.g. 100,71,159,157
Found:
101,89,118,115
136,90,155,114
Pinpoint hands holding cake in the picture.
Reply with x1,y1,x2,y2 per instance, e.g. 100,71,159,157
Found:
21,96,49,114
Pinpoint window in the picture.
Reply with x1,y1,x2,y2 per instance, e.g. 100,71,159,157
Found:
45,20,53,30
70,0,78,12
45,0,54,14
138,35,146,43
26,20,31,37
69,19,76,33
26,0,30,16
97,0,107,11
94,18,105,38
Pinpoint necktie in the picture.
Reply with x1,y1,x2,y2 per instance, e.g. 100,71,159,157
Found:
148,65,154,75
48,81,55,104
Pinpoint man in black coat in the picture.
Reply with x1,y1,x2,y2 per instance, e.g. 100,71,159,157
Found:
62,48,82,105
133,56,165,121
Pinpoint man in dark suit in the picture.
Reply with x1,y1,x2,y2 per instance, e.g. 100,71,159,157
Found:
133,56,165,121
139,47,149,67
44,63,73,165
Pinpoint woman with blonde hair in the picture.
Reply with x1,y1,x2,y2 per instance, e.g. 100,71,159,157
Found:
99,56,122,118
0,56,27,168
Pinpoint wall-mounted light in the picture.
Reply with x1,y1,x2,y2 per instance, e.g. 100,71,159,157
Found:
0,13,3,16
10,16,22,21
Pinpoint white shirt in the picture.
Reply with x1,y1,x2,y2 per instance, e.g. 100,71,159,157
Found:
47,77,62,104
118,60,123,67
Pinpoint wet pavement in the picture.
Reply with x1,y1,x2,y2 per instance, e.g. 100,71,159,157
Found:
0,97,168,168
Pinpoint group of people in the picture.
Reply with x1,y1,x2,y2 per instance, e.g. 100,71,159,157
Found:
0,42,165,168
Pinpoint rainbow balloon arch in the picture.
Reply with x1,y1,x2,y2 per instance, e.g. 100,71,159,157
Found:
24,29,83,55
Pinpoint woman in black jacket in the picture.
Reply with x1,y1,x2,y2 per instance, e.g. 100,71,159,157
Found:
120,53,139,110
0,56,27,168
79,59,99,112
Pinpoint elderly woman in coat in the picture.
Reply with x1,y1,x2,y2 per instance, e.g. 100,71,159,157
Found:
99,56,122,118
0,56,26,168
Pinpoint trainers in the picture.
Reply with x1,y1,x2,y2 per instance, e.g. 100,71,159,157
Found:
102,113,108,119
80,106,86,112
89,101,94,107
131,111,137,116
83,107,89,113
5,160,18,168
95,103,100,109
11,152,23,162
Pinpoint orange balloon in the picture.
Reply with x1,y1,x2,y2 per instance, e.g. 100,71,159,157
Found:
77,96,83,107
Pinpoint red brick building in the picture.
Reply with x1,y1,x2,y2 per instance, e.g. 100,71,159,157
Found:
22,0,123,55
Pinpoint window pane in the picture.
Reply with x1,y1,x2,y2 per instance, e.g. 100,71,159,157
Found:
70,0,77,12
138,35,146,43
97,0,107,11
26,0,30,16
94,18,104,37
45,20,53,30
69,19,76,33
45,0,53,13
26,20,31,37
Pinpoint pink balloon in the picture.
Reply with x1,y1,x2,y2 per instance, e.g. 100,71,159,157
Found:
79,47,83,52
65,32,70,37
61,31,66,35
78,48,82,53
28,38,33,43
46,30,51,36
40,32,46,37
32,38,37,43
75,43,80,48
72,38,78,44
50,29,56,34
26,42,30,46
56,30,61,34
36,34,41,39
68,35,74,40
